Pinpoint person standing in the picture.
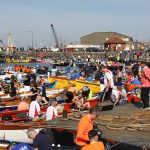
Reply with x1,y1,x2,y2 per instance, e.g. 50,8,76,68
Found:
82,129,104,150
139,62,150,110
99,65,114,101
75,107,100,150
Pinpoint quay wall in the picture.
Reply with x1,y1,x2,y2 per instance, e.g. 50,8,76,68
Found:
9,52,109,59
0,51,149,62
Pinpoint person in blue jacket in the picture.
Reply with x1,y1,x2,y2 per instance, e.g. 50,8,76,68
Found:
7,143,33,150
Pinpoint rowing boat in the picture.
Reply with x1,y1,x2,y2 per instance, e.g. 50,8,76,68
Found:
48,76,100,94
0,97,99,144
0,97,99,120
0,104,148,149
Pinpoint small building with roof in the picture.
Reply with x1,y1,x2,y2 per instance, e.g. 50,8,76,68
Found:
104,36,126,51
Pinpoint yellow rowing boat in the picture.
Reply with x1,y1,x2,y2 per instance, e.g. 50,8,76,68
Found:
48,76,100,94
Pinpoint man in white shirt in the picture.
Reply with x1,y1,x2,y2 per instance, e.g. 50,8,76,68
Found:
99,65,114,101
29,95,42,119
46,100,58,121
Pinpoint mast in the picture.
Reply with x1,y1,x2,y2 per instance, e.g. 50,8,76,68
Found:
7,28,15,56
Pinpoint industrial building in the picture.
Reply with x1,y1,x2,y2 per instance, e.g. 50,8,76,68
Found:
80,32,133,51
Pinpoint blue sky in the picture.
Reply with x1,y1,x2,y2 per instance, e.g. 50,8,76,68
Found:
0,0,150,48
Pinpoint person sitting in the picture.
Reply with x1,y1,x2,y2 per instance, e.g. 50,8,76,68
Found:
75,107,100,149
116,68,122,83
86,74,93,82
111,86,127,106
2,82,10,94
26,128,53,150
31,83,38,101
79,71,86,80
71,70,80,80
82,129,104,150
66,84,76,103
18,97,29,111
36,76,44,86
51,65,58,76
82,86,92,100
131,77,141,85
40,83,48,104
46,100,58,121
72,92,90,110
24,74,31,86
10,77,18,97
66,62,72,75
7,143,33,150
126,72,134,83
28,95,45,120
0,82,2,91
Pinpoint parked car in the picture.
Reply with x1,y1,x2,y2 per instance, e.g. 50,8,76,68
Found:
86,47,99,52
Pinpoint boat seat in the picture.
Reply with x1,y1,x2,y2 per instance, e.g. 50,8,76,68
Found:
16,112,28,118
98,101,114,111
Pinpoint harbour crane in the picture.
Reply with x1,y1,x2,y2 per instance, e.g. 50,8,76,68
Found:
50,24,59,48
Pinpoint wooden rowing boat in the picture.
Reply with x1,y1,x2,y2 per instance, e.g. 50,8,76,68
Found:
0,87,68,110
48,76,100,94
0,97,99,121
0,104,148,150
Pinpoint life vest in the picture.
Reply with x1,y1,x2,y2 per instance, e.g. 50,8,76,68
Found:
52,108,56,119
34,106,39,117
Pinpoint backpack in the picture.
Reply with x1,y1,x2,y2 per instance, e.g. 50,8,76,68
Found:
39,128,56,144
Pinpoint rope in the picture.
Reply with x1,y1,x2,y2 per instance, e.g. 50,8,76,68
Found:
69,109,150,132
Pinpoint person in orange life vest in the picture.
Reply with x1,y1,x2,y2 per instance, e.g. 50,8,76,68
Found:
14,65,18,72
75,107,100,150
18,97,29,111
72,92,90,110
22,66,26,73
46,100,58,121
82,129,104,150
28,95,45,119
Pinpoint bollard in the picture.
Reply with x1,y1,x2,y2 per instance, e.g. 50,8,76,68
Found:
62,109,67,120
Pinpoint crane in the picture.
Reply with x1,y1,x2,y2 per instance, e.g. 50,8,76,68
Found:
51,24,59,48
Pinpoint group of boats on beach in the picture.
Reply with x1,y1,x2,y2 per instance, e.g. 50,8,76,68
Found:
0,58,148,149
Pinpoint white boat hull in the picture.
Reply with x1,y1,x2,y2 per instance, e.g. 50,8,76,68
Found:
0,128,41,143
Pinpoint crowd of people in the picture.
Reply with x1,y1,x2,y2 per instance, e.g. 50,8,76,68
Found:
1,54,149,150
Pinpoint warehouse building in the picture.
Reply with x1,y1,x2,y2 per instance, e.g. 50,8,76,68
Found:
80,32,133,51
